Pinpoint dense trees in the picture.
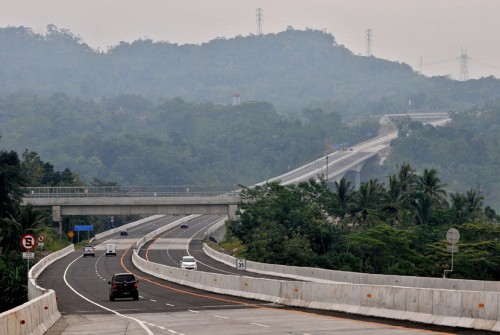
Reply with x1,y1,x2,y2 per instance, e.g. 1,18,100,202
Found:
2,26,500,117
0,93,380,186
234,164,499,279
0,145,85,311
384,102,500,211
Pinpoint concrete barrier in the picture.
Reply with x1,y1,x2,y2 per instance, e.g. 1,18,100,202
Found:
0,291,60,335
0,244,74,335
93,215,165,242
133,225,500,332
203,216,227,243
0,215,165,335
203,243,500,292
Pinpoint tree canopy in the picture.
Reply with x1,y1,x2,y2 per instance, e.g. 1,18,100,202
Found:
234,165,499,279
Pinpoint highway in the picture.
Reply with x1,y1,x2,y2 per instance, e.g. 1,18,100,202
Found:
38,215,480,335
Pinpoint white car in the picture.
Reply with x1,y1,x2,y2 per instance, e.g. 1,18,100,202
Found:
180,256,197,270
83,245,95,257
105,243,117,257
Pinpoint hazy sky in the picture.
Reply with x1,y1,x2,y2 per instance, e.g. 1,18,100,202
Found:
2,0,500,80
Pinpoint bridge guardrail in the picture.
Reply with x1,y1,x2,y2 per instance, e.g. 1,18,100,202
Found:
24,185,239,198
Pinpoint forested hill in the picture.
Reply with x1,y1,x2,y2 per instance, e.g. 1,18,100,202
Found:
1,25,500,116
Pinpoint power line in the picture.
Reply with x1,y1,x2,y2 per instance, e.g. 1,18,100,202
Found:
468,57,500,70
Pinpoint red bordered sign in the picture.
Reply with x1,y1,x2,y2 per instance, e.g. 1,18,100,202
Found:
21,234,36,251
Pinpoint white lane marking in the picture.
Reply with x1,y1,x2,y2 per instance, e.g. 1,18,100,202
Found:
166,303,175,306
213,315,229,319
188,309,200,313
150,299,157,302
250,322,270,328
63,256,154,335
167,330,178,334
182,216,236,275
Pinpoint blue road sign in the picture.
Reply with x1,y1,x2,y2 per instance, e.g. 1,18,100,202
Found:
74,225,93,231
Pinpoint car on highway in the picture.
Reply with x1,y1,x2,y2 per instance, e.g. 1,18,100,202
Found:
108,273,139,301
180,255,197,270
105,243,117,256
120,230,128,236
180,223,188,228
83,245,95,257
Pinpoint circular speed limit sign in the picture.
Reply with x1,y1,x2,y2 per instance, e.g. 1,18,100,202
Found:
37,235,45,243
21,234,36,251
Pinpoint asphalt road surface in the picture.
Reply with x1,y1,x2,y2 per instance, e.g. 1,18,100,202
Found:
38,215,490,335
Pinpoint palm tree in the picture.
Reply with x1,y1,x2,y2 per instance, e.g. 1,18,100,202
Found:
349,179,384,226
333,178,354,217
0,204,45,252
450,192,467,223
412,192,433,225
464,188,484,220
396,162,417,194
450,188,483,223
382,174,410,226
416,168,447,206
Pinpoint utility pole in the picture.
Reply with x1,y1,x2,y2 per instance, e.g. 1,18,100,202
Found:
459,46,469,81
256,8,264,35
365,29,373,57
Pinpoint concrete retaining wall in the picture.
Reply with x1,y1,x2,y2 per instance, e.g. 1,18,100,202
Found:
0,291,60,335
203,216,227,243
0,244,74,335
203,243,500,292
133,225,500,332
0,215,165,335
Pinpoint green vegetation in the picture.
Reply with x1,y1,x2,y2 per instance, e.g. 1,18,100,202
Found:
0,93,379,186
0,143,132,312
1,24,500,312
233,165,499,280
383,101,500,211
1,26,500,118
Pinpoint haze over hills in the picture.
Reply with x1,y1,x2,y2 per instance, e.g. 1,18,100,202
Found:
1,26,500,117
1,25,500,211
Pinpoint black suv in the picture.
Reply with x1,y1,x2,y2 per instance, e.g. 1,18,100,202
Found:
108,273,139,301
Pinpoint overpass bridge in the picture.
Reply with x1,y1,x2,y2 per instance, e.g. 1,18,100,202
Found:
22,112,451,221
23,185,240,221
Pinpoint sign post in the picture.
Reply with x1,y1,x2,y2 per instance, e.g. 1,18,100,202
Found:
37,235,45,256
74,225,93,243
21,234,36,274
444,228,460,278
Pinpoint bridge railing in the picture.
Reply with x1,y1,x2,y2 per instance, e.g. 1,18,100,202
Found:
24,185,239,198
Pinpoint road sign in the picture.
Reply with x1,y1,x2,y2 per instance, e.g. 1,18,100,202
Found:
37,235,45,243
447,245,459,253
74,225,93,231
21,234,36,251
68,231,74,238
22,252,35,260
446,228,460,244
236,259,246,271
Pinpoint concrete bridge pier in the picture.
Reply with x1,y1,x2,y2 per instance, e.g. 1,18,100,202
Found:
52,206,62,235
346,161,366,190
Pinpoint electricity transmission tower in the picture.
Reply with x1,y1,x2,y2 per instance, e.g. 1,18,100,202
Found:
365,29,373,56
460,46,469,81
256,8,264,35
